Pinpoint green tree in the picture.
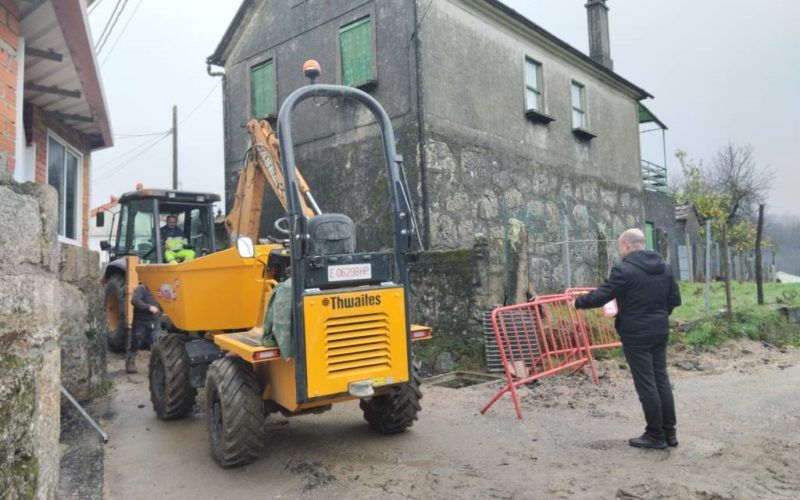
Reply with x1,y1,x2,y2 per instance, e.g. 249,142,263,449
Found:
672,144,773,314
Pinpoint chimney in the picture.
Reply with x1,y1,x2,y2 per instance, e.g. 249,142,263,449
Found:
586,0,613,69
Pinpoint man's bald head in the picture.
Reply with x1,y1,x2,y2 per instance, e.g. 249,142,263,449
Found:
618,228,647,258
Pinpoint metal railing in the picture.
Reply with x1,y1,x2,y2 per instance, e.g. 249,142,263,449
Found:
641,159,667,193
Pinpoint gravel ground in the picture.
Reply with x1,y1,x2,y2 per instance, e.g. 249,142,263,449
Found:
84,340,800,499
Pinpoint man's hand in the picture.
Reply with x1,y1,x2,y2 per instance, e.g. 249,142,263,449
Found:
149,305,160,314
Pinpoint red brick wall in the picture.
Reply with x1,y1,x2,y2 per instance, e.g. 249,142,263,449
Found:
29,104,92,247
0,0,19,174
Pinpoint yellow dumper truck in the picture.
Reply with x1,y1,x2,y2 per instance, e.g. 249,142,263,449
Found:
100,71,430,467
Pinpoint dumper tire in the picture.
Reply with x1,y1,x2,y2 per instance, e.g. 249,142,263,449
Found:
149,334,196,420
360,365,422,434
205,357,265,467
104,274,127,353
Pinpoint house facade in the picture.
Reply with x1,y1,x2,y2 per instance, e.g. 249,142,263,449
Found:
209,0,662,352
3,0,112,247
89,195,118,264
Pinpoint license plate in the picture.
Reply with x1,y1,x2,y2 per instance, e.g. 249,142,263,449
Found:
327,263,372,282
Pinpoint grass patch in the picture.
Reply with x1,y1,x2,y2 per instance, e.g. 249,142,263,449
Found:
672,282,800,322
670,282,800,349
674,308,800,349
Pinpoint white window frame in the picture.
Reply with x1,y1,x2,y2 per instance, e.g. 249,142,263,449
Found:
45,130,83,246
571,80,587,130
524,57,544,112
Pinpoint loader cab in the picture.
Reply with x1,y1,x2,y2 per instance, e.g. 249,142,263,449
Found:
109,189,221,264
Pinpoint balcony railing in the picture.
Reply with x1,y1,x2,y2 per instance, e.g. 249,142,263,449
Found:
641,159,667,193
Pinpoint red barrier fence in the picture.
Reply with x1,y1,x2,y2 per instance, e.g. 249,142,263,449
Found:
566,288,622,351
481,294,598,419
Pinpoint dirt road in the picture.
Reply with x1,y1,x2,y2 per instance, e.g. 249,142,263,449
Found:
100,341,800,499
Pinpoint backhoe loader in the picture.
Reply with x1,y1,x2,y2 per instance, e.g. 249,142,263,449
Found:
102,61,431,467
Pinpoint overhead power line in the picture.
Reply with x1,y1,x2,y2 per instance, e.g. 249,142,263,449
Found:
179,80,222,125
100,0,144,66
114,130,170,139
94,132,171,184
88,0,106,15
94,0,122,48
95,0,130,55
94,130,170,172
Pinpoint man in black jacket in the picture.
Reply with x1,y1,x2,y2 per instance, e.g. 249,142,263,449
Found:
575,228,681,449
127,283,162,373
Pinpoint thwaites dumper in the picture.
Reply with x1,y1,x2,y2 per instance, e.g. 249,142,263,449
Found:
106,77,431,467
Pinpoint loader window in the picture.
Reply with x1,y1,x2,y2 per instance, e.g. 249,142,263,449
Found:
340,17,374,87
116,199,157,262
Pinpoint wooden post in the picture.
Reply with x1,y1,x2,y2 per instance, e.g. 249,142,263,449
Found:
705,220,711,316
685,232,694,281
755,204,765,305
722,223,733,315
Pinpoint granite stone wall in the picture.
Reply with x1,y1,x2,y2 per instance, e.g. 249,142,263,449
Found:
0,171,105,498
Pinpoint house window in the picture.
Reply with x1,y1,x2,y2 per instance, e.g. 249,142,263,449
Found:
571,81,587,129
47,135,81,242
96,211,105,227
524,58,543,112
340,17,374,87
645,222,655,251
251,59,276,119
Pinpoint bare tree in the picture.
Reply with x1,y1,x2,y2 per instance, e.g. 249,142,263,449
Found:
708,143,774,314
710,143,773,220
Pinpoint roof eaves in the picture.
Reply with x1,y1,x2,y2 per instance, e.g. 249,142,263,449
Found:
481,0,652,101
638,103,668,130
207,0,256,67
51,0,113,150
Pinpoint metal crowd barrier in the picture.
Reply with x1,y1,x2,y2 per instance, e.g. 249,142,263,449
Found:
481,294,598,419
566,288,622,351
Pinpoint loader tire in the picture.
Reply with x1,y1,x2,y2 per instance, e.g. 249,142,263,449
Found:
360,365,422,434
205,357,265,467
149,334,196,420
104,274,127,353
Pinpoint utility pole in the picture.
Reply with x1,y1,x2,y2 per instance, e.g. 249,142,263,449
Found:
755,204,765,305
172,105,178,190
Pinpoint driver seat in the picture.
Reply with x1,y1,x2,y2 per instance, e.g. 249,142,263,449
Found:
306,213,355,256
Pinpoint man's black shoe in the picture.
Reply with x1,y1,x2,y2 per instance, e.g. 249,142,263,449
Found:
628,434,667,449
665,435,678,447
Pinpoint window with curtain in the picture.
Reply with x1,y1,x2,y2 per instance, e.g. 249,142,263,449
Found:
571,81,587,129
47,136,80,242
340,17,374,87
524,58,543,112
251,59,276,118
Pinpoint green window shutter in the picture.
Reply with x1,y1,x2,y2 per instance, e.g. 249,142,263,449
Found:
645,222,655,251
340,17,373,87
251,60,275,118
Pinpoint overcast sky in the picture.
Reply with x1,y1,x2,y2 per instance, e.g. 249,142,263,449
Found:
89,0,799,217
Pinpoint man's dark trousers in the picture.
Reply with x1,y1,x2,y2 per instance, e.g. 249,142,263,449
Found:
622,334,676,441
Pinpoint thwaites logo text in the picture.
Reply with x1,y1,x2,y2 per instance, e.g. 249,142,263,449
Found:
322,293,382,310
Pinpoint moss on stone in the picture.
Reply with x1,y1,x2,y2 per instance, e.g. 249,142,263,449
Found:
0,353,40,498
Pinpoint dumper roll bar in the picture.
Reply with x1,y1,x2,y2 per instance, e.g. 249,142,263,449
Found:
277,84,419,402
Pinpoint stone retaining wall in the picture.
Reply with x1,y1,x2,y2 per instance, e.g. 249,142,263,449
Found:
0,172,105,497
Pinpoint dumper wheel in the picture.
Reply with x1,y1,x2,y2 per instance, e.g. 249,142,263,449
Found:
360,365,422,434
205,357,265,467
104,274,127,353
149,334,196,420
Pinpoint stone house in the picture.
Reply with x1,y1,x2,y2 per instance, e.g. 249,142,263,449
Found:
3,0,113,248
89,195,118,264
207,0,665,358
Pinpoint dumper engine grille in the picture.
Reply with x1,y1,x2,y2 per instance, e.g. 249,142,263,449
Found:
325,312,391,376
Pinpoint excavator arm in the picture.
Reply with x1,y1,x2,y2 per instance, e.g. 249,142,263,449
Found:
225,119,319,243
